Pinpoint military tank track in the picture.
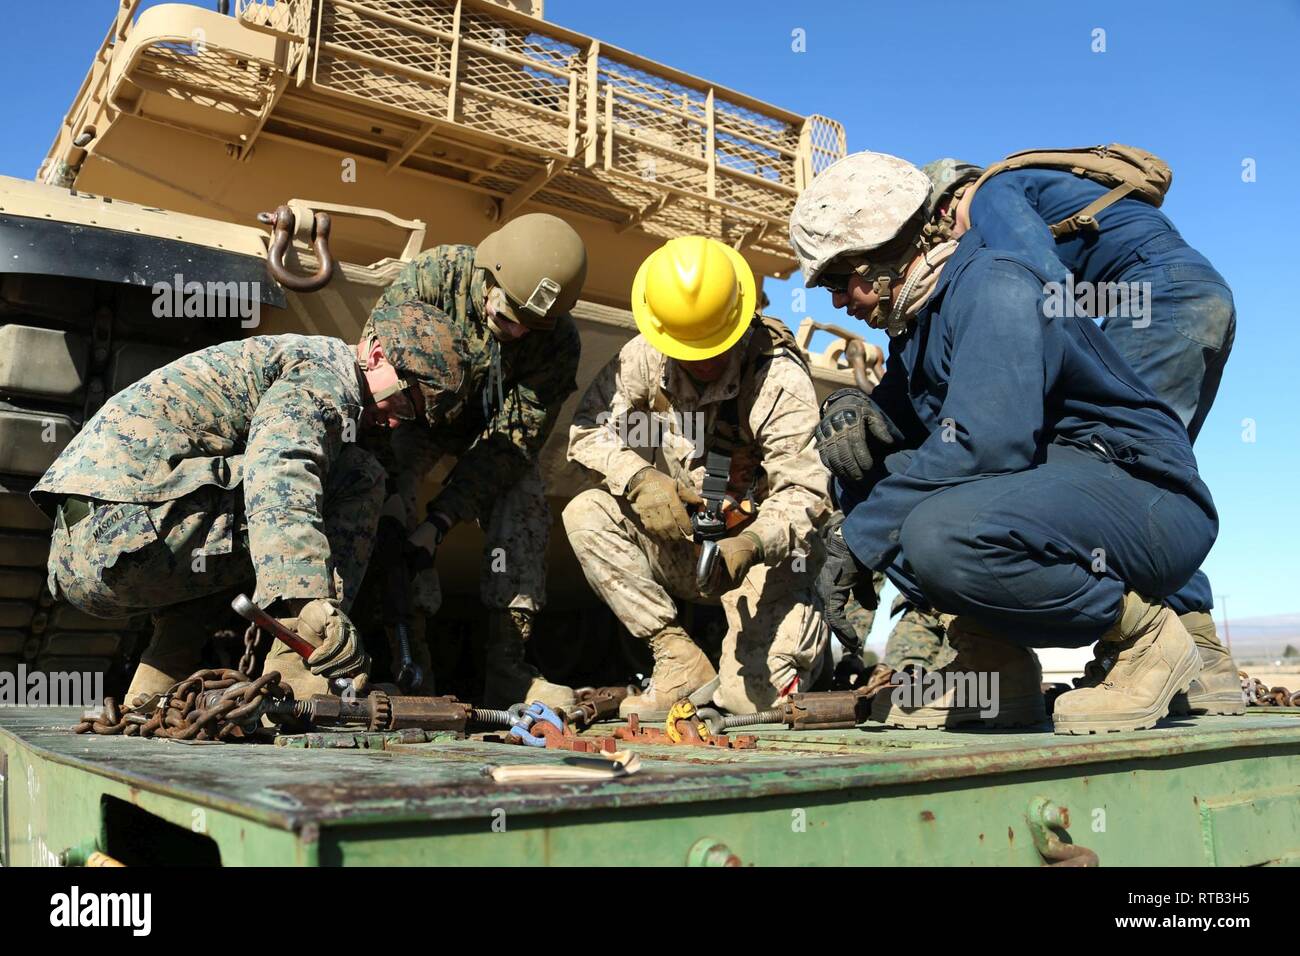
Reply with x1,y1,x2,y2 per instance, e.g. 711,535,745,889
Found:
0,273,236,695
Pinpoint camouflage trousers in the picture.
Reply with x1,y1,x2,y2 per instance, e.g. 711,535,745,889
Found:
368,460,550,697
842,572,954,670
391,456,549,616
47,444,386,698
562,488,828,714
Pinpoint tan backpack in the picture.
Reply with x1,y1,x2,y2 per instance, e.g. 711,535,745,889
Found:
968,144,1173,238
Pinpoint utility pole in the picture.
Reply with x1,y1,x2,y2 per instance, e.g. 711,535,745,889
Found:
1217,593,1231,653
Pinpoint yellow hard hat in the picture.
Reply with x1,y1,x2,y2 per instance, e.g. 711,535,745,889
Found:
631,236,757,361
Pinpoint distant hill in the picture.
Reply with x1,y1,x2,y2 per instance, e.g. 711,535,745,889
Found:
1221,614,1300,660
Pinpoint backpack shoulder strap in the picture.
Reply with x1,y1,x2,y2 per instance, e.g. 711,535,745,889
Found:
746,313,810,373
966,144,1171,239
1048,181,1138,238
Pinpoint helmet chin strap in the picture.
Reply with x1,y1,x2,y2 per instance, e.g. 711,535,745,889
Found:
885,256,928,338
865,272,899,337
358,354,409,403
370,377,410,403
858,233,927,339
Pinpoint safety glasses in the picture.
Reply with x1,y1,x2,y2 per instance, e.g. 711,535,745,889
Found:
820,272,854,295
820,261,872,295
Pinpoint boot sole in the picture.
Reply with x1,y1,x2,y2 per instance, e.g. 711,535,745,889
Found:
1053,641,1201,735
871,694,1047,730
1169,689,1246,717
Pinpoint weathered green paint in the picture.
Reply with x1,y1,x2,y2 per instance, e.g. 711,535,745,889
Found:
3,708,1299,865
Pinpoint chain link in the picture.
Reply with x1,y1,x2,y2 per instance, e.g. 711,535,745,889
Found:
73,666,291,742
238,622,261,678
1243,675,1300,708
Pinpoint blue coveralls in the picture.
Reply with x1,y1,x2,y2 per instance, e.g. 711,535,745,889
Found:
970,168,1236,615
839,229,1218,648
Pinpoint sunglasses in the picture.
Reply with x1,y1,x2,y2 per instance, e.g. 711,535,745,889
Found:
820,273,854,295
819,258,879,295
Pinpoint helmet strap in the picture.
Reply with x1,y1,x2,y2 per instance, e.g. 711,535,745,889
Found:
886,259,927,338
853,228,927,338
866,272,895,336
921,182,973,248
370,376,411,404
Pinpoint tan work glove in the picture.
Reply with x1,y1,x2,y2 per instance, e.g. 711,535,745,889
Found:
287,598,371,679
625,467,703,541
705,531,765,596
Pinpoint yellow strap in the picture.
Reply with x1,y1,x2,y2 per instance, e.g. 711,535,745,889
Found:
1048,182,1137,238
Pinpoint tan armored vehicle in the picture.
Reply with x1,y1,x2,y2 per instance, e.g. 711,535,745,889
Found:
1,0,861,692
5,1,1300,874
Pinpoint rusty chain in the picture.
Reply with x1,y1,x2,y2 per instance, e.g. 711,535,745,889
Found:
1242,674,1300,708
73,668,291,741
238,621,261,678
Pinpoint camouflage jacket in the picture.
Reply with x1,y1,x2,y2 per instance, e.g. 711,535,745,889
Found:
372,244,581,525
567,317,830,563
32,335,372,605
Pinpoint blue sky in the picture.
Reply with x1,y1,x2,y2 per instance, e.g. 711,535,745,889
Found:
4,1,1298,625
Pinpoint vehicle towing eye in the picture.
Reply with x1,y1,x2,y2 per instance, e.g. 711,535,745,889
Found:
258,204,336,293
230,593,358,697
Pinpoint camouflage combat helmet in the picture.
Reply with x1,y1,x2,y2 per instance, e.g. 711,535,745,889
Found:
789,151,933,337
919,157,983,244
474,213,588,331
789,150,931,289
364,301,468,429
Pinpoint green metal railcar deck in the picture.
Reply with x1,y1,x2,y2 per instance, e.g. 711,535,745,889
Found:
2,707,1299,866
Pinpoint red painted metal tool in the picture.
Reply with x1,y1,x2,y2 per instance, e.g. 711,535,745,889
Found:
231,593,317,661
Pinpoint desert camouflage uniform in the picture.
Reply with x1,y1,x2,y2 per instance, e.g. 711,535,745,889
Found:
369,245,579,615
33,335,387,693
563,318,832,713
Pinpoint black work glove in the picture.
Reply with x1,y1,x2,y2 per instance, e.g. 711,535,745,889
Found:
814,388,903,484
815,513,876,654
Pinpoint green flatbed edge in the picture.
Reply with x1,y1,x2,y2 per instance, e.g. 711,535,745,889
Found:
3,707,1299,866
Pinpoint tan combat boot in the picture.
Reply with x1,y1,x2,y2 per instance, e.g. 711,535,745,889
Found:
482,609,576,711
125,611,208,706
1169,611,1245,716
870,617,1046,729
1053,593,1201,734
619,625,718,720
